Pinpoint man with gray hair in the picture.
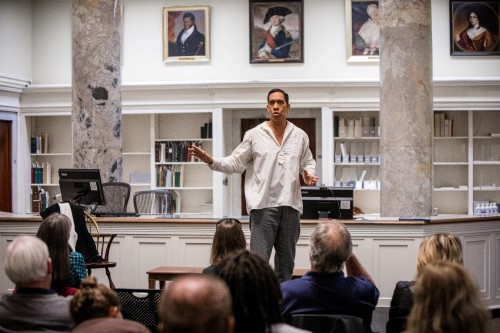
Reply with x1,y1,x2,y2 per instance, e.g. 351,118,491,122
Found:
158,274,235,333
0,235,73,332
280,220,379,333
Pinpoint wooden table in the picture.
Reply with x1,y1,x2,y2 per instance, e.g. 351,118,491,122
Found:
146,266,309,289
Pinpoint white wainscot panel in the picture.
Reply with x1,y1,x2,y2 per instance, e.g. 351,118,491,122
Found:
463,235,490,298
178,236,213,267
372,239,419,307
134,236,173,289
294,238,311,269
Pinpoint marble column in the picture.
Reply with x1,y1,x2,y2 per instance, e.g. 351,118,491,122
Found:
72,0,122,182
379,0,433,217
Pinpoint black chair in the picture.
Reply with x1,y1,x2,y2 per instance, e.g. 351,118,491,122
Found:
133,189,176,215
92,182,131,214
386,317,407,333
115,288,162,333
285,314,365,333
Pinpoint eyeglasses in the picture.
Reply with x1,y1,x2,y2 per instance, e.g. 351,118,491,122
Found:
268,99,287,106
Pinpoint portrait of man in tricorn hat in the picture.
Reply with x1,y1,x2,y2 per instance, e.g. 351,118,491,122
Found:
257,6,294,59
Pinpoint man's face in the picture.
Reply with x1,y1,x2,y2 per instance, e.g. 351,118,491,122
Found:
270,15,282,26
267,91,289,121
183,17,194,30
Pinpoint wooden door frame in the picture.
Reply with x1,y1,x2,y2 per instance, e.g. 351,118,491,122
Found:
0,120,12,212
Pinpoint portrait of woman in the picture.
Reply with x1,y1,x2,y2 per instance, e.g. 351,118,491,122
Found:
451,2,499,55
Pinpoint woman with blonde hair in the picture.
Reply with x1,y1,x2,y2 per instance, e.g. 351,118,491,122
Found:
404,260,489,333
203,218,247,275
388,233,463,333
70,276,149,333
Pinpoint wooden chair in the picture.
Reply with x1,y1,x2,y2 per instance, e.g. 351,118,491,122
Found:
84,211,117,289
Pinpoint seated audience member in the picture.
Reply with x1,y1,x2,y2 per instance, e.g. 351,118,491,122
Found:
37,213,88,296
403,260,489,333
215,250,311,333
0,235,73,332
203,218,246,275
280,220,379,333
158,274,235,333
70,276,150,333
388,233,463,332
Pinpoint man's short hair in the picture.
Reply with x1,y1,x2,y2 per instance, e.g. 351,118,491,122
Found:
267,88,289,104
309,220,352,273
183,12,195,22
4,235,49,285
158,274,233,333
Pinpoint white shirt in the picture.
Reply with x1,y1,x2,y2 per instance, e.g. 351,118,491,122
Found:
209,121,316,213
180,25,194,44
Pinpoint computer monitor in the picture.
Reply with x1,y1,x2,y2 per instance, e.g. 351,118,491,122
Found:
58,168,106,205
301,186,354,219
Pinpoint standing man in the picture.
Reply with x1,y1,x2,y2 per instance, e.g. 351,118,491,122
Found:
189,88,318,281
175,12,205,56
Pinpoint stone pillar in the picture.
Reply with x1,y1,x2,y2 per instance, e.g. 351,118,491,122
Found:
379,0,433,217
72,0,122,182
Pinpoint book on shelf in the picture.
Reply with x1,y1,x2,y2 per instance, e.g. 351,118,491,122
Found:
31,161,51,184
157,165,183,188
155,140,204,163
434,113,453,137
31,131,49,154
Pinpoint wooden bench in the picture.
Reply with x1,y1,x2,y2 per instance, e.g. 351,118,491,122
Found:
146,266,309,289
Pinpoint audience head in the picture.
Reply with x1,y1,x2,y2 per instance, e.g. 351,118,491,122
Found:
404,260,489,333
215,249,283,333
416,233,463,272
4,235,52,287
36,212,72,293
310,220,352,273
70,276,121,325
210,218,246,265
158,274,234,333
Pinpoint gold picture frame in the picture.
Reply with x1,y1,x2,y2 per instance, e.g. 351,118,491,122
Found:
249,0,304,63
162,6,210,62
346,0,380,63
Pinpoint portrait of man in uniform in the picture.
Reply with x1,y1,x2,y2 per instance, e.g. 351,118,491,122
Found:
250,1,304,63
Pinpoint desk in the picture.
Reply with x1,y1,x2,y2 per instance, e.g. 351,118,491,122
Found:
146,266,310,289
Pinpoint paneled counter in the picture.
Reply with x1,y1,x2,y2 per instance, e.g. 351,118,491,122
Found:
1,212,499,308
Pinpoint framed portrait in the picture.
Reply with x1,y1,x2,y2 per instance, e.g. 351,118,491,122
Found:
450,1,500,56
249,0,304,63
162,6,210,62
346,0,380,63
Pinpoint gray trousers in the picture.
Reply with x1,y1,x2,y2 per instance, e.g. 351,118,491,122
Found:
249,206,301,281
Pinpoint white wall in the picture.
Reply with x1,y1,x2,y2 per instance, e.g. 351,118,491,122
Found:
27,0,500,86
0,0,32,81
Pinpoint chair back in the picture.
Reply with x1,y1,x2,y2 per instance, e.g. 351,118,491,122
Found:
93,182,131,214
115,288,162,333
285,314,365,333
84,211,117,289
133,189,176,215
386,316,407,333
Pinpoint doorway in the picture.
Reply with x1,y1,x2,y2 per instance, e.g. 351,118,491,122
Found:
0,120,12,212
240,118,316,216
